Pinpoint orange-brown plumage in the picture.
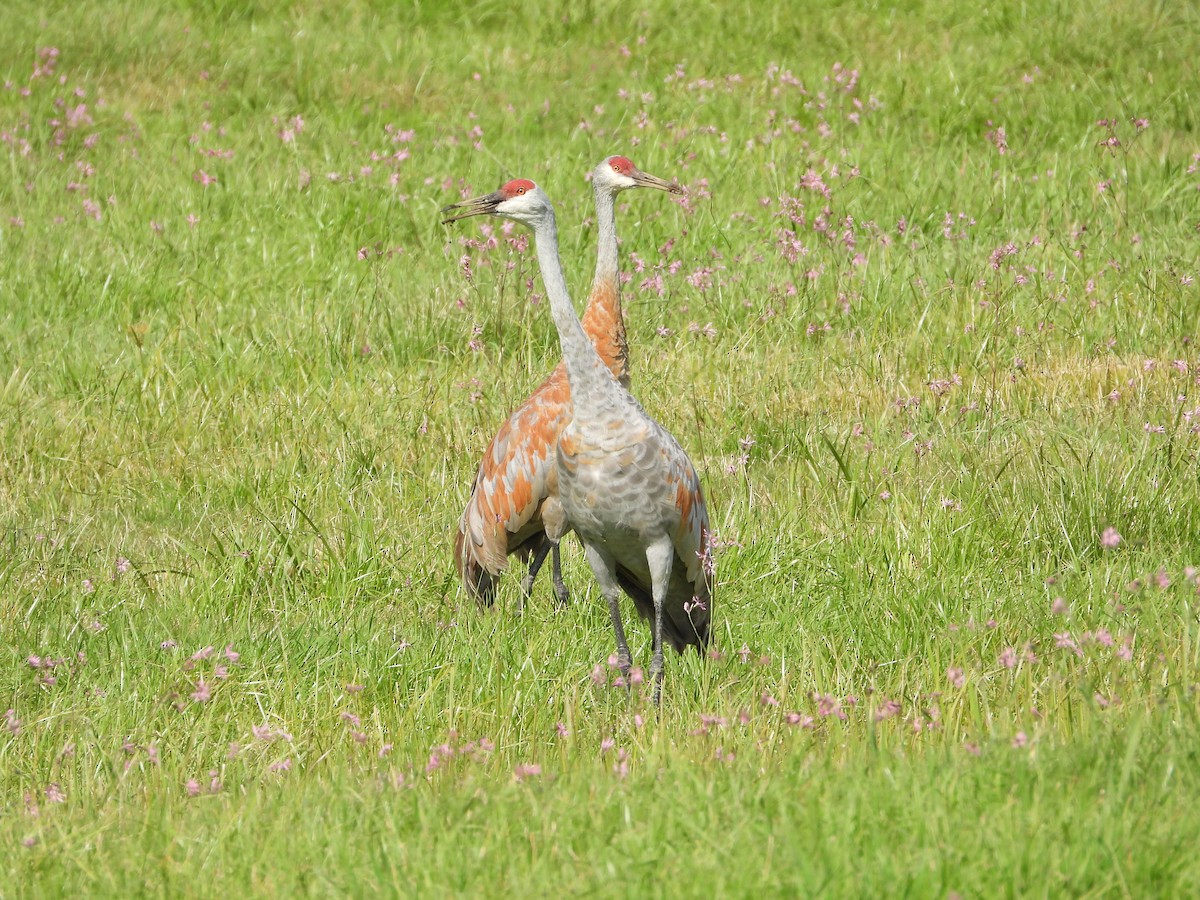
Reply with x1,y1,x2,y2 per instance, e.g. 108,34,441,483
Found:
454,284,625,605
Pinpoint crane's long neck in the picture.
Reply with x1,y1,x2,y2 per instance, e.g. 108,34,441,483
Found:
591,184,620,290
532,212,620,415
580,184,630,386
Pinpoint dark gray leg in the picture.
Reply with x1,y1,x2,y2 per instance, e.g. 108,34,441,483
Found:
584,543,631,678
645,539,674,706
518,537,554,614
549,542,570,607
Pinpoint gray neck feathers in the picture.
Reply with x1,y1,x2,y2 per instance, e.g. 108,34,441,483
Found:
592,183,618,288
532,211,615,406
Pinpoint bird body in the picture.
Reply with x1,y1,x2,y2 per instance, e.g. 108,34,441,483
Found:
454,157,679,609
444,178,711,701
556,409,710,653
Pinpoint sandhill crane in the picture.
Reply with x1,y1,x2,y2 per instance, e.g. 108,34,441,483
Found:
444,179,711,703
453,157,681,612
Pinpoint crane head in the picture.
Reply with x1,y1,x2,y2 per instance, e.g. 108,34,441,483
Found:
442,179,552,227
594,156,682,195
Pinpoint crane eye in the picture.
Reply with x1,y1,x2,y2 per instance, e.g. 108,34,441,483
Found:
516,187,525,194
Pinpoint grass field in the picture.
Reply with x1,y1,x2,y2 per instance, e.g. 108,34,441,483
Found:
3,0,1200,894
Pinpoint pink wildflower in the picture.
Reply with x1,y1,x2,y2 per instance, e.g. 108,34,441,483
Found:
513,763,541,782
815,694,846,720
874,699,901,721
1054,632,1083,657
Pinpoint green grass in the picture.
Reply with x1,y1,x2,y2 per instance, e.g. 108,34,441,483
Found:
3,0,1200,894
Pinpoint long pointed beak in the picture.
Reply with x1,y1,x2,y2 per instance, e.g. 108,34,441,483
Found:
440,191,502,225
631,168,683,194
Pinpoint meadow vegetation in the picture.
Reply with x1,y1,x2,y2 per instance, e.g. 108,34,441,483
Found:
3,0,1200,894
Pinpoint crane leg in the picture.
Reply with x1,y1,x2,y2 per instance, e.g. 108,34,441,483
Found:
520,537,571,608
645,538,675,706
584,543,631,678
519,536,554,614
549,542,570,607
